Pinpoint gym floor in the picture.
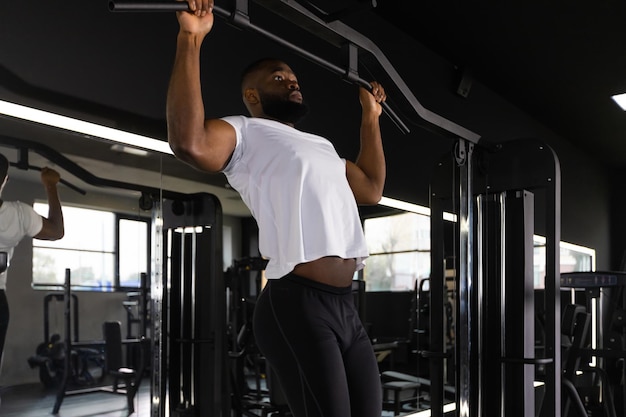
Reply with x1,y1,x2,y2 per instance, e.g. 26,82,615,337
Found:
0,378,150,417
0,378,424,417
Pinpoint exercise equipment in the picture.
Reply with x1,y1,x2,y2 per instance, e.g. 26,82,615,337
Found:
36,269,149,415
109,0,409,134
122,272,150,340
559,271,626,416
0,251,7,273
108,0,189,11
430,138,561,417
103,321,140,415
151,193,229,417
27,291,103,389
108,0,486,143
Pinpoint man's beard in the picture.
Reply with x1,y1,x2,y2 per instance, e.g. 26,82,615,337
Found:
259,93,309,124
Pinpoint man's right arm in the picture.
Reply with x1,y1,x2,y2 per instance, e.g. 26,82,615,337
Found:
34,167,64,241
166,1,236,173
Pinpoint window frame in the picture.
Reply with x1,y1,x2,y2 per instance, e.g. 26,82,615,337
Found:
32,203,151,292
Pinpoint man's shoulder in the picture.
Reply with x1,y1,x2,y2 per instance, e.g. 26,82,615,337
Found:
0,200,23,211
220,115,248,126
1,201,38,216
0,201,40,230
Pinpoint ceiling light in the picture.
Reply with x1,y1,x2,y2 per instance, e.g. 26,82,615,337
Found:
110,144,149,157
611,93,626,110
0,99,173,155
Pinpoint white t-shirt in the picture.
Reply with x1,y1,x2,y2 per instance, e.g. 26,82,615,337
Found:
221,116,369,279
0,201,43,290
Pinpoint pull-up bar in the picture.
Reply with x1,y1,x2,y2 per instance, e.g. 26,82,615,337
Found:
110,1,482,143
109,1,188,11
109,0,411,134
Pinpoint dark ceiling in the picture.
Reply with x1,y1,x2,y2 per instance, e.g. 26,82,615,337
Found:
374,0,626,167
0,0,624,213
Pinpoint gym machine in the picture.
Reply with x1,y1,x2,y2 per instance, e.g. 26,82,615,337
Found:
0,251,7,273
559,271,626,416
151,193,229,417
429,138,561,417
48,269,148,415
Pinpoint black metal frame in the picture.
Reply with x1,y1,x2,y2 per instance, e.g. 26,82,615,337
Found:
430,138,561,417
51,269,149,415
108,0,482,143
152,193,228,417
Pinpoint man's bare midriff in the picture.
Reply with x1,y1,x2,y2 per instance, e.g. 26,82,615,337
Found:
292,256,356,287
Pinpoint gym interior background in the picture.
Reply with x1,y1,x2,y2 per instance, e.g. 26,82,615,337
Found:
0,1,625,416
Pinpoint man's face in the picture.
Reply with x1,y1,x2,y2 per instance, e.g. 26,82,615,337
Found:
258,90,309,124
256,62,309,124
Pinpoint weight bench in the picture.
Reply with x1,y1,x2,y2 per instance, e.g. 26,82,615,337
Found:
381,371,419,415
381,371,456,415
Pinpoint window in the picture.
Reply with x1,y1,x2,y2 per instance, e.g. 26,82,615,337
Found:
363,212,431,291
363,210,596,292
33,204,149,290
533,236,595,289
118,217,150,288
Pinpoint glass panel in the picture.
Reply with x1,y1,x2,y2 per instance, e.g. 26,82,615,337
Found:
33,247,116,289
33,204,115,251
533,236,595,289
32,204,116,290
119,218,148,287
364,251,430,291
364,212,430,253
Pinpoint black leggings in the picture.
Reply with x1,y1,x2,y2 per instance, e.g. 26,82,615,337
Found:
253,273,382,417
0,290,8,364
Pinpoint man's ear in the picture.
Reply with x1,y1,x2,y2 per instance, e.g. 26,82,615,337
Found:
244,88,259,105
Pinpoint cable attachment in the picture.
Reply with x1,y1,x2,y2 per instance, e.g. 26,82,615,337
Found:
454,139,467,166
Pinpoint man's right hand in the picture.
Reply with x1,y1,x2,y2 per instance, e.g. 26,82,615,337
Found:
177,0,215,36
40,167,60,187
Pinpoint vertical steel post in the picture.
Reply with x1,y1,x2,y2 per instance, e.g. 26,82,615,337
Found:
457,139,475,417
429,181,446,417
151,199,165,417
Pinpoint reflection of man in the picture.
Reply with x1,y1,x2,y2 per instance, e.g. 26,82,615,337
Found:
0,154,64,372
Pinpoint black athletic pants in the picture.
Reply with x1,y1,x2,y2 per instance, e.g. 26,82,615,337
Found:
253,273,382,417
0,290,8,364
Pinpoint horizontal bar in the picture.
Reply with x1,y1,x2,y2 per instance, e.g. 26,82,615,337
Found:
254,0,480,142
108,1,190,12
500,356,554,365
109,1,409,133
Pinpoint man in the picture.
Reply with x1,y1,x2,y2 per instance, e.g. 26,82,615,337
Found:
167,2,386,416
0,154,65,370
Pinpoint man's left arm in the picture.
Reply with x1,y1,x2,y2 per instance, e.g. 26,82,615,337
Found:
346,81,386,205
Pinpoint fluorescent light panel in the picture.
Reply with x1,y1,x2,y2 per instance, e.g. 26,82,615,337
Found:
611,93,626,110
378,196,457,222
110,144,149,157
379,196,430,215
0,99,173,155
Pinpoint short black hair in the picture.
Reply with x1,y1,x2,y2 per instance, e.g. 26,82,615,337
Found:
0,154,8,182
240,57,282,88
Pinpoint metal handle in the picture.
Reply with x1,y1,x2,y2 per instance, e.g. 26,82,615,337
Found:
108,1,190,12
